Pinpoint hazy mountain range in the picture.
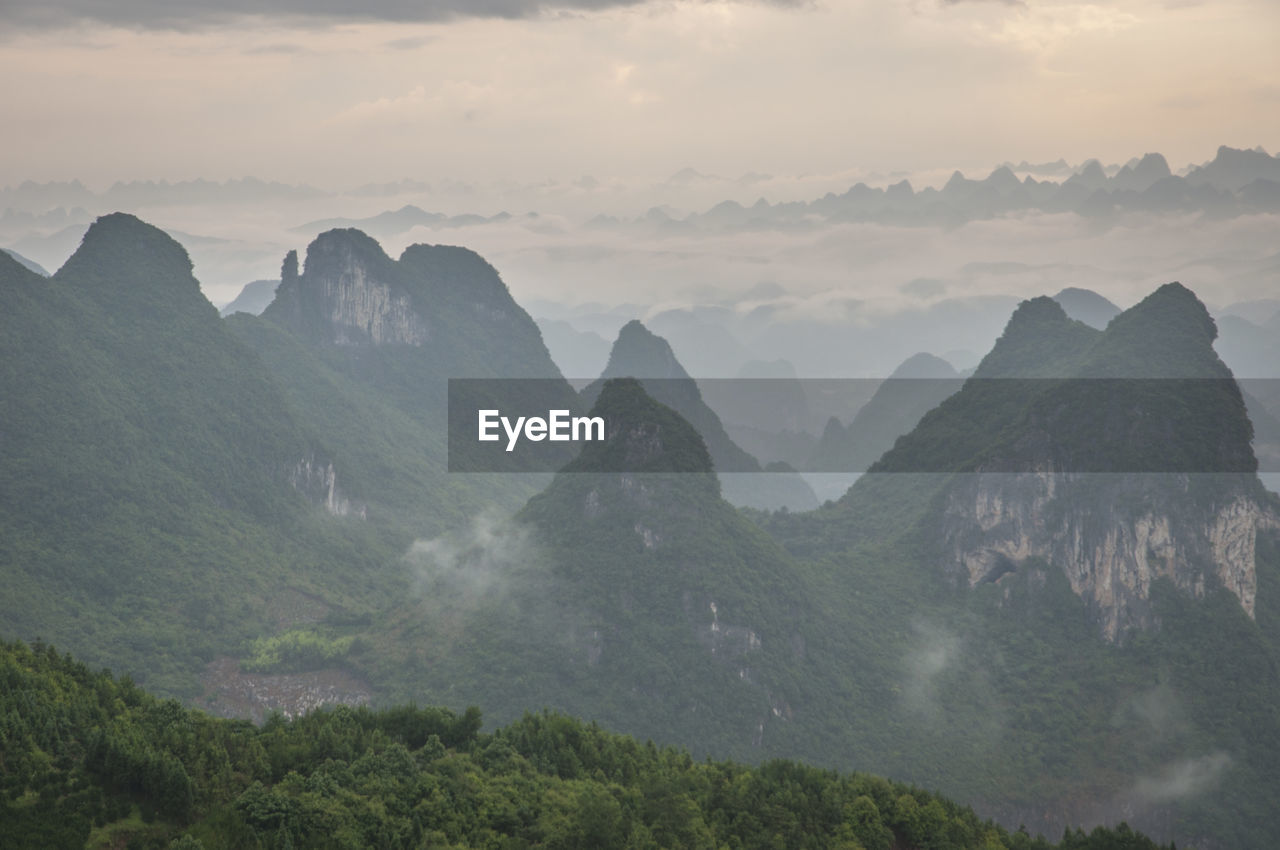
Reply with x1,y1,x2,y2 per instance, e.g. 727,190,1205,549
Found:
4,212,1280,848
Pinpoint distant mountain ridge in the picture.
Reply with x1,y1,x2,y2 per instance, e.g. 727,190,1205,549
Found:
598,146,1280,233
219,277,278,316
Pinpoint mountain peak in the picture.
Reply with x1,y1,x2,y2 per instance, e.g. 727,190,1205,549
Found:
397,243,517,311
564,378,715,475
0,247,41,281
1090,281,1220,376
974,296,1097,378
301,227,397,278
1135,152,1171,175
1051,287,1121,329
602,320,691,380
57,213,196,289
888,352,957,380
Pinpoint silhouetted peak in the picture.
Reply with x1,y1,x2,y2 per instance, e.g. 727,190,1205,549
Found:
974,296,1097,378
984,166,1021,192
55,213,200,299
302,228,395,278
281,249,299,283
0,248,41,282
943,171,970,192
602,320,691,381
1109,281,1215,342
1080,282,1228,378
888,352,958,380
1134,152,1171,177
1069,160,1108,188
398,243,516,309
1051,287,1121,329
1005,295,1071,330
564,378,714,474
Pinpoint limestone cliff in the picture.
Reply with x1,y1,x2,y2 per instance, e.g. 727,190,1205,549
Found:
289,455,366,519
262,230,565,382
941,470,1276,640
265,231,429,347
877,283,1280,641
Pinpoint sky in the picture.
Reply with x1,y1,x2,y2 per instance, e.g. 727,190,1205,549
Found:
3,0,1278,190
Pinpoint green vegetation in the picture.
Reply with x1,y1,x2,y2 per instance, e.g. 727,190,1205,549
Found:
0,638,1174,850
0,218,395,699
242,630,359,674
5,221,1280,848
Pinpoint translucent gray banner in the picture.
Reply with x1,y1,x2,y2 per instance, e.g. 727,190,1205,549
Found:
447,378,1280,473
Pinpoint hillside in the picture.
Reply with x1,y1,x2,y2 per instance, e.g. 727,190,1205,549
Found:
757,283,1280,847
583,320,818,510
0,216,388,699
359,379,825,760
0,637,1174,850
809,352,960,473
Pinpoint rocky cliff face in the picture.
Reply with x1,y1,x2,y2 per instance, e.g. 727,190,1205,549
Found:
314,260,429,346
289,455,366,519
267,230,430,347
878,283,1280,641
262,230,566,384
942,471,1276,640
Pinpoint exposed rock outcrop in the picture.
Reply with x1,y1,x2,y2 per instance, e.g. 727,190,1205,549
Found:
289,455,366,519
942,471,1276,640
875,283,1280,641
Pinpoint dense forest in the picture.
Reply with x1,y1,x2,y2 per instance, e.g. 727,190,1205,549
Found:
0,639,1175,850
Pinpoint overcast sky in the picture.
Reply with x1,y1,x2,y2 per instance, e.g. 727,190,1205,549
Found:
3,0,1278,190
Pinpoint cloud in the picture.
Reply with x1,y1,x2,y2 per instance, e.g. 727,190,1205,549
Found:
383,35,438,50
0,0,800,32
1133,752,1232,803
901,620,961,718
405,512,539,608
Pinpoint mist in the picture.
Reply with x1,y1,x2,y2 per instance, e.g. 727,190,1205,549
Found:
405,512,540,609
1133,752,1233,804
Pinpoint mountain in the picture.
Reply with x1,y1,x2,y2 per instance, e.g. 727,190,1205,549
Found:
291,204,511,238
0,638,1172,850
1185,145,1280,191
0,218,581,708
1,247,48,276
809,352,960,472
705,358,820,470
9,216,1280,848
219,277,278,316
758,284,1280,847
628,147,1280,235
535,316,611,378
264,231,565,382
583,319,818,510
234,229,578,531
1052,287,1121,329
1110,153,1172,193
364,378,824,759
1214,314,1280,378
0,214,382,698
586,320,762,474
890,284,1273,637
